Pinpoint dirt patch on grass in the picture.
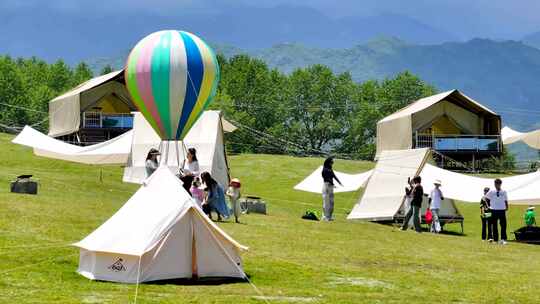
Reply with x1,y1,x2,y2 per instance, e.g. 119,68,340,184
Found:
253,295,319,302
328,276,393,289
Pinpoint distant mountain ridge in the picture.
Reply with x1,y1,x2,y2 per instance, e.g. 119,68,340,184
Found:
88,37,540,132
0,4,456,63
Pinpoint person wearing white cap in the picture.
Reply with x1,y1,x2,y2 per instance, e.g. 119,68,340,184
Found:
428,179,444,233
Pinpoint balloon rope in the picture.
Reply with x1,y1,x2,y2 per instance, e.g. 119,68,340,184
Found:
158,141,164,166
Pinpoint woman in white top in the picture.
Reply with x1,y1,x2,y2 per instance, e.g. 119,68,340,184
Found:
180,148,200,194
145,148,160,178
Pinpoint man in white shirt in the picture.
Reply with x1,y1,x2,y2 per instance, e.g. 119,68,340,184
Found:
428,180,444,233
484,178,509,244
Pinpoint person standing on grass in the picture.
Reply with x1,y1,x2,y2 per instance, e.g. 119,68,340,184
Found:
428,180,444,233
484,179,509,245
321,157,343,221
401,176,423,233
403,178,414,228
524,206,536,227
480,187,493,241
201,171,230,221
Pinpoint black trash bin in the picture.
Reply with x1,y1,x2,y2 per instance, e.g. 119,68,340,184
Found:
10,175,38,195
514,226,540,244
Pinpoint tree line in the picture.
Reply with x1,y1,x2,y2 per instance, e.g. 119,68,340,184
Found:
213,54,436,159
0,54,436,160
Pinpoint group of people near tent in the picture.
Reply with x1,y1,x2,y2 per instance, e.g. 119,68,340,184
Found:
145,147,242,223
320,155,539,244
401,176,446,234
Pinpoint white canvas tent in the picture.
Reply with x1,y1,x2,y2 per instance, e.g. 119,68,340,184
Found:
294,166,373,194
420,163,540,205
348,148,431,221
376,90,500,157
122,111,230,187
74,166,247,283
48,70,134,137
347,148,463,224
12,125,132,165
12,110,233,187
502,126,540,149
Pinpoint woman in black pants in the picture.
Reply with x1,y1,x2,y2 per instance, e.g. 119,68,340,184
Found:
480,187,493,241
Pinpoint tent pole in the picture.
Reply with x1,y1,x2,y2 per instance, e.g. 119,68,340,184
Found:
175,140,181,169
165,141,170,165
191,215,198,279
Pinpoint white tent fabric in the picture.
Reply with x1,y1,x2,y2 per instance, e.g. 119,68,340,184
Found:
293,166,373,194
12,126,132,164
501,126,540,149
122,111,230,187
376,90,499,157
348,148,431,221
48,70,129,137
74,166,247,283
13,111,230,185
420,163,540,205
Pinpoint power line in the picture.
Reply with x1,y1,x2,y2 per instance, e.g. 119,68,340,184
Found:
0,102,47,113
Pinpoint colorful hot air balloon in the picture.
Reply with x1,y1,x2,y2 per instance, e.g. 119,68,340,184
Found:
125,30,220,140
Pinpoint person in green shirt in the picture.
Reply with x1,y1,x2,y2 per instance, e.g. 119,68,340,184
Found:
525,206,536,227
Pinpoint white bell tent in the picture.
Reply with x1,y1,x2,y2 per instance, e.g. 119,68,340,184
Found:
122,110,230,187
73,166,247,283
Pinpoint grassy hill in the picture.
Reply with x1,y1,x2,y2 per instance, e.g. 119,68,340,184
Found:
1,132,539,303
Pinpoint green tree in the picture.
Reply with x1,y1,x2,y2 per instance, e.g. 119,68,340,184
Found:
100,64,114,75
72,62,93,86
282,65,354,152
48,59,73,94
339,71,437,159
0,56,28,126
217,55,288,153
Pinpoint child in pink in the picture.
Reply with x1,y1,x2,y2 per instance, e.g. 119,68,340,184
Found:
190,177,204,208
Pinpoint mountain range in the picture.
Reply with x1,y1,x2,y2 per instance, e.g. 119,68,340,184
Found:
87,37,540,132
0,4,460,63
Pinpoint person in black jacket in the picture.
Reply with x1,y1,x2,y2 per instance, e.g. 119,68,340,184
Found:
480,187,493,241
321,157,343,221
401,176,423,232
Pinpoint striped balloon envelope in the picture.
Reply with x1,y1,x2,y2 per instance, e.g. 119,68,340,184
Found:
125,30,220,140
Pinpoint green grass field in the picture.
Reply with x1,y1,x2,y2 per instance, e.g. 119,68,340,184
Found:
1,132,539,303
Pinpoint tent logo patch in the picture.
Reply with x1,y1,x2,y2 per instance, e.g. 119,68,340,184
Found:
108,258,127,272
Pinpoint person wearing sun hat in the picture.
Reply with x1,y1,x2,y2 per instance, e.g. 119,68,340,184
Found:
428,179,444,233
525,206,536,227
226,178,242,223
